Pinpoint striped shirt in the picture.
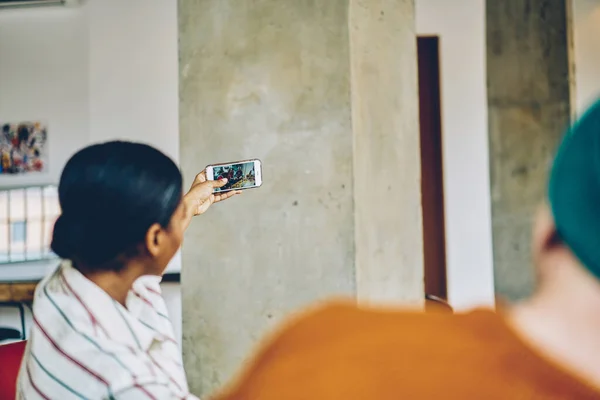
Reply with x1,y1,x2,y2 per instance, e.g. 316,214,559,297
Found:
17,261,198,400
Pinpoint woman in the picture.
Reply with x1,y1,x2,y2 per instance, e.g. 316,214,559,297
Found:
17,141,239,399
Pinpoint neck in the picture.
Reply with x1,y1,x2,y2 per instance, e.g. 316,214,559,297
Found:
81,263,144,307
508,263,600,388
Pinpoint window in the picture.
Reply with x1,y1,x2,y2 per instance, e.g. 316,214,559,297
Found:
0,185,59,263
11,221,27,243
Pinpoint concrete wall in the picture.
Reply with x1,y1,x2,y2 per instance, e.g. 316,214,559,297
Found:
351,0,423,305
487,0,572,300
179,1,358,392
179,0,422,395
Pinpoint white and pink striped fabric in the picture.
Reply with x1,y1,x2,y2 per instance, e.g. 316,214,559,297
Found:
17,261,198,399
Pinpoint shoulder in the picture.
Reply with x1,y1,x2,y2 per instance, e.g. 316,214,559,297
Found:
217,302,521,399
134,275,163,293
268,301,493,354
132,275,165,305
130,275,171,320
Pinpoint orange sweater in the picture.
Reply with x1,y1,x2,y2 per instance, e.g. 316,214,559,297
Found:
214,302,600,399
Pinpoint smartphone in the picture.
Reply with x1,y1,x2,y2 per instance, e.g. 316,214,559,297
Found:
205,159,263,193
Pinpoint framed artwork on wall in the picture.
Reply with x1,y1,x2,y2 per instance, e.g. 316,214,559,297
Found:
0,122,48,175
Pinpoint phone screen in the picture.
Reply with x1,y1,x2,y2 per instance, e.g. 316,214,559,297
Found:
212,161,257,192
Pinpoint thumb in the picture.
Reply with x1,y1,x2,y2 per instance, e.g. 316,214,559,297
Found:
210,178,228,188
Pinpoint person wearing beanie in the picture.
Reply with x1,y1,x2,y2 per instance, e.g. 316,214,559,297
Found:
213,100,600,399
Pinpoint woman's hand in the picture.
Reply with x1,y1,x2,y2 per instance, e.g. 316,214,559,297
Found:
183,170,241,219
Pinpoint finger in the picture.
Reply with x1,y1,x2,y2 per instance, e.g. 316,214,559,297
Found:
213,191,231,202
194,170,207,184
214,190,241,203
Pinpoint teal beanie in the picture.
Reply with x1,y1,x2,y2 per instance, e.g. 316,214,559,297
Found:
549,98,600,280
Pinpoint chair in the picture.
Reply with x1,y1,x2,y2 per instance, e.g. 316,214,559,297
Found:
0,302,27,342
0,280,37,343
0,340,27,399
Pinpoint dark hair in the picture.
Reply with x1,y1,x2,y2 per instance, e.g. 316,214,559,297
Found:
51,141,183,270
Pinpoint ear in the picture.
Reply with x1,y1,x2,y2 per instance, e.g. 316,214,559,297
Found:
532,202,562,264
144,223,164,258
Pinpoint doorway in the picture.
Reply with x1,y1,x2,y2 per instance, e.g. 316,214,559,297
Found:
417,36,447,299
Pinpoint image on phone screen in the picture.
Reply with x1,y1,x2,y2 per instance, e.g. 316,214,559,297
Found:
213,161,257,192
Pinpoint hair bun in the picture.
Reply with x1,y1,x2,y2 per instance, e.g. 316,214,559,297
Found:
53,141,183,269
50,214,81,260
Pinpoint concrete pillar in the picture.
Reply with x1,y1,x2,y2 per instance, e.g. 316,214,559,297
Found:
179,0,422,395
487,0,575,300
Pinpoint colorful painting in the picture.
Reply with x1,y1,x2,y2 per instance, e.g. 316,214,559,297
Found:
0,122,48,174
